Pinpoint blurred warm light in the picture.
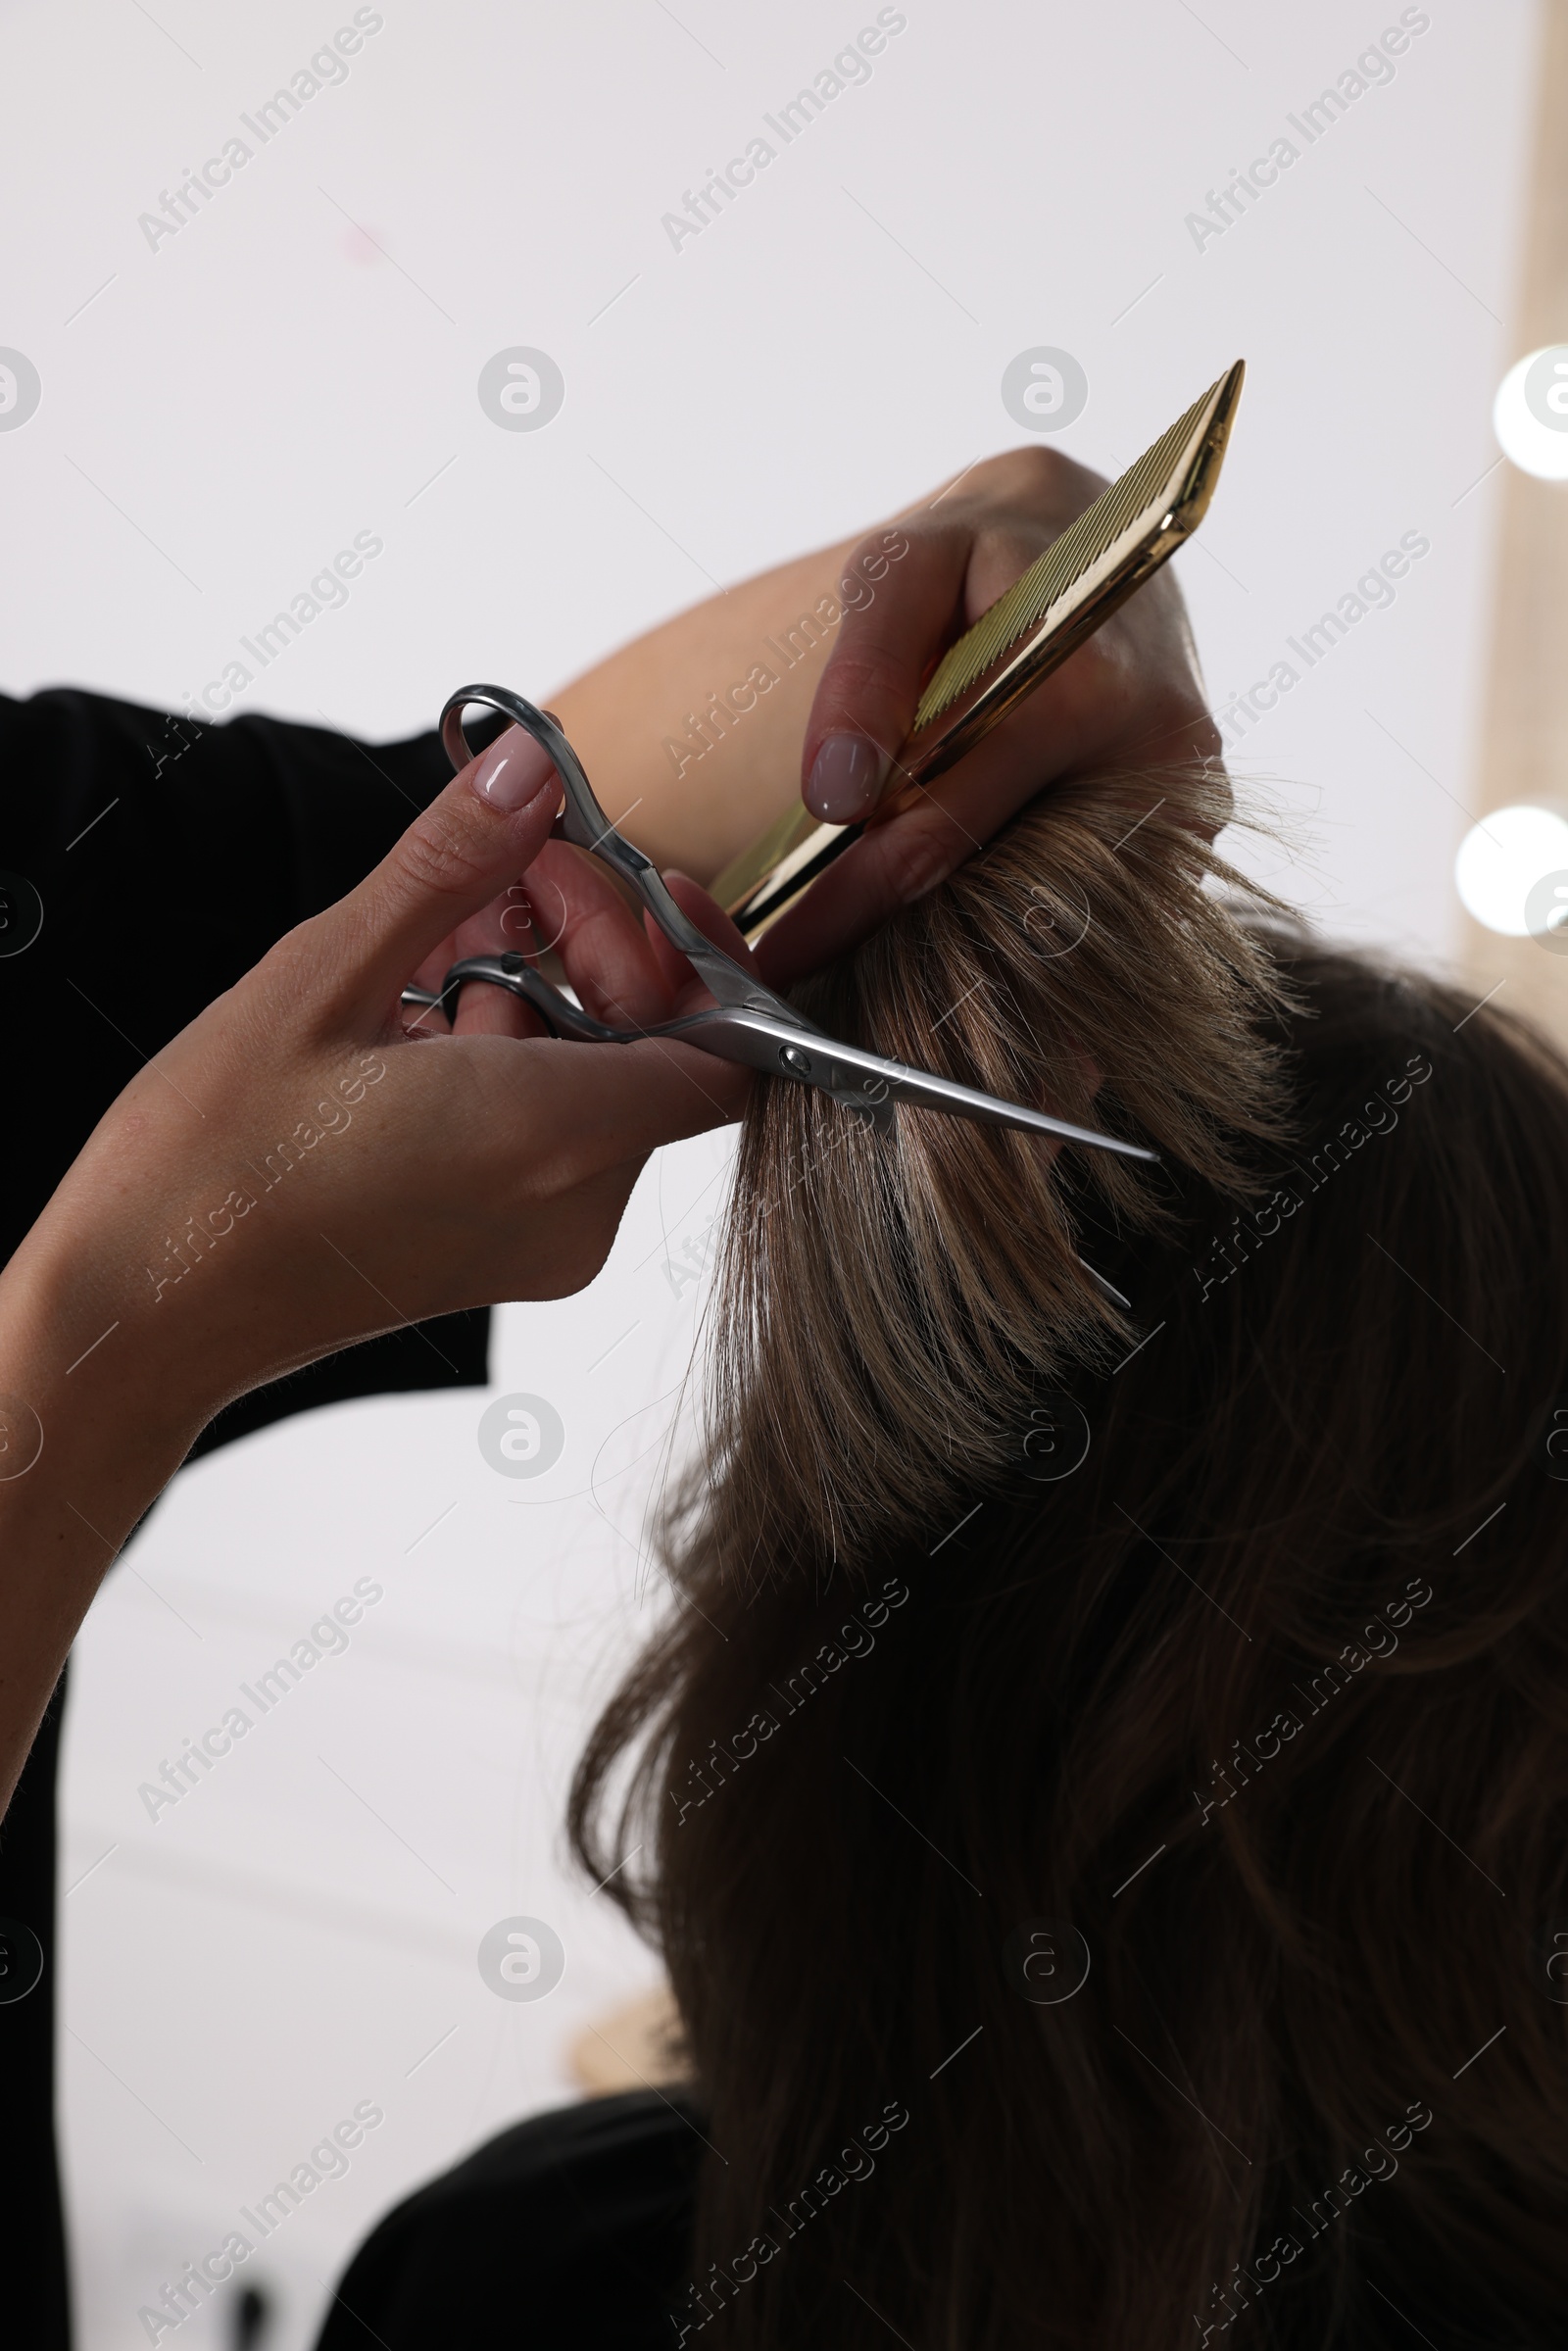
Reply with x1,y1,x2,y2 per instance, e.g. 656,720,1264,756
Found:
1455,803,1568,935
1494,346,1568,480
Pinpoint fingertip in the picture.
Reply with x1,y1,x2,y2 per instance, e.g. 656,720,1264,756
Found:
804,734,892,824
467,725,559,815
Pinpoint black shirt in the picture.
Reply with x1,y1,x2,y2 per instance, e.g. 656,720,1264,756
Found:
0,687,494,2348
315,2090,700,2349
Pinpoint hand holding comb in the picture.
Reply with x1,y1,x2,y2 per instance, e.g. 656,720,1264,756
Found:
713,362,1245,941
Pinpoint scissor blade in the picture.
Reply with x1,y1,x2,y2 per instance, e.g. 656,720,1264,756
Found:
402,961,1155,1165
674,1007,1157,1162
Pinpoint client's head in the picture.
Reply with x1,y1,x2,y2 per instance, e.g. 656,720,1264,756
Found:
573,767,1568,2350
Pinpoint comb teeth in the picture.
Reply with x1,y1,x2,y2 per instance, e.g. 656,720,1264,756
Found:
909,372,1228,734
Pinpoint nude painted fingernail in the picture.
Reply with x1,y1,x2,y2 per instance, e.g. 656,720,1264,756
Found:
806,733,889,824
470,726,553,812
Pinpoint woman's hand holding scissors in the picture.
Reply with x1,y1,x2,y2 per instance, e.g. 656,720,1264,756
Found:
0,735,747,1810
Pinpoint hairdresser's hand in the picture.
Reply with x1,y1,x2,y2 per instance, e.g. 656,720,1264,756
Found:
403,826,759,1052
0,731,750,1814
766,446,1225,984
4,725,747,1457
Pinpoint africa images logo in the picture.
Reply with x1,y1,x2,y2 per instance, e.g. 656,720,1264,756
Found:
136,11,386,254
477,1393,565,1478
0,349,41,430
660,9,908,252
1184,10,1433,255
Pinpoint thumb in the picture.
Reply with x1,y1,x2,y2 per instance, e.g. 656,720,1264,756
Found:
326,728,562,1020
802,522,970,824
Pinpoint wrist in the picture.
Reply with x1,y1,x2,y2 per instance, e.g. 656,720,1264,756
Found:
0,1214,215,1485
0,1239,206,1818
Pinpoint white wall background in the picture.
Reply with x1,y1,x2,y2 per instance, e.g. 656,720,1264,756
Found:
0,1,1540,2344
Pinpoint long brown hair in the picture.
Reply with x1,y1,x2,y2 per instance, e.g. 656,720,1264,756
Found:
571,763,1568,2349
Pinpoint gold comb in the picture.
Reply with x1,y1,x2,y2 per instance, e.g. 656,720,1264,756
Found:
715,360,1245,939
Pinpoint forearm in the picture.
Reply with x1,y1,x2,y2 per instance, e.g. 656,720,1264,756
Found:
0,1240,201,1816
550,527,898,883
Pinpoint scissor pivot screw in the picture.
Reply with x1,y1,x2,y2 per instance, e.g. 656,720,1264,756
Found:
779,1045,813,1078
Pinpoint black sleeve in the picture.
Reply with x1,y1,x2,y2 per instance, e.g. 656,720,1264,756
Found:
0,686,497,2350
0,684,499,1431
5,685,446,1226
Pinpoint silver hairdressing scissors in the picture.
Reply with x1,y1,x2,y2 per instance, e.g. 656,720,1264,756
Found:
400,686,1152,1267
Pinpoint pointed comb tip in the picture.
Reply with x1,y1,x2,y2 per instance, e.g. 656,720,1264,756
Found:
906,366,1249,737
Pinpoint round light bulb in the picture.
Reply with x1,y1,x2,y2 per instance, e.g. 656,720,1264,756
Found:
1494,347,1568,481
1454,803,1568,938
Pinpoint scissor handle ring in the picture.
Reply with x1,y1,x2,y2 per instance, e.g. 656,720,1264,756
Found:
437,682,780,1017
439,686,567,802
